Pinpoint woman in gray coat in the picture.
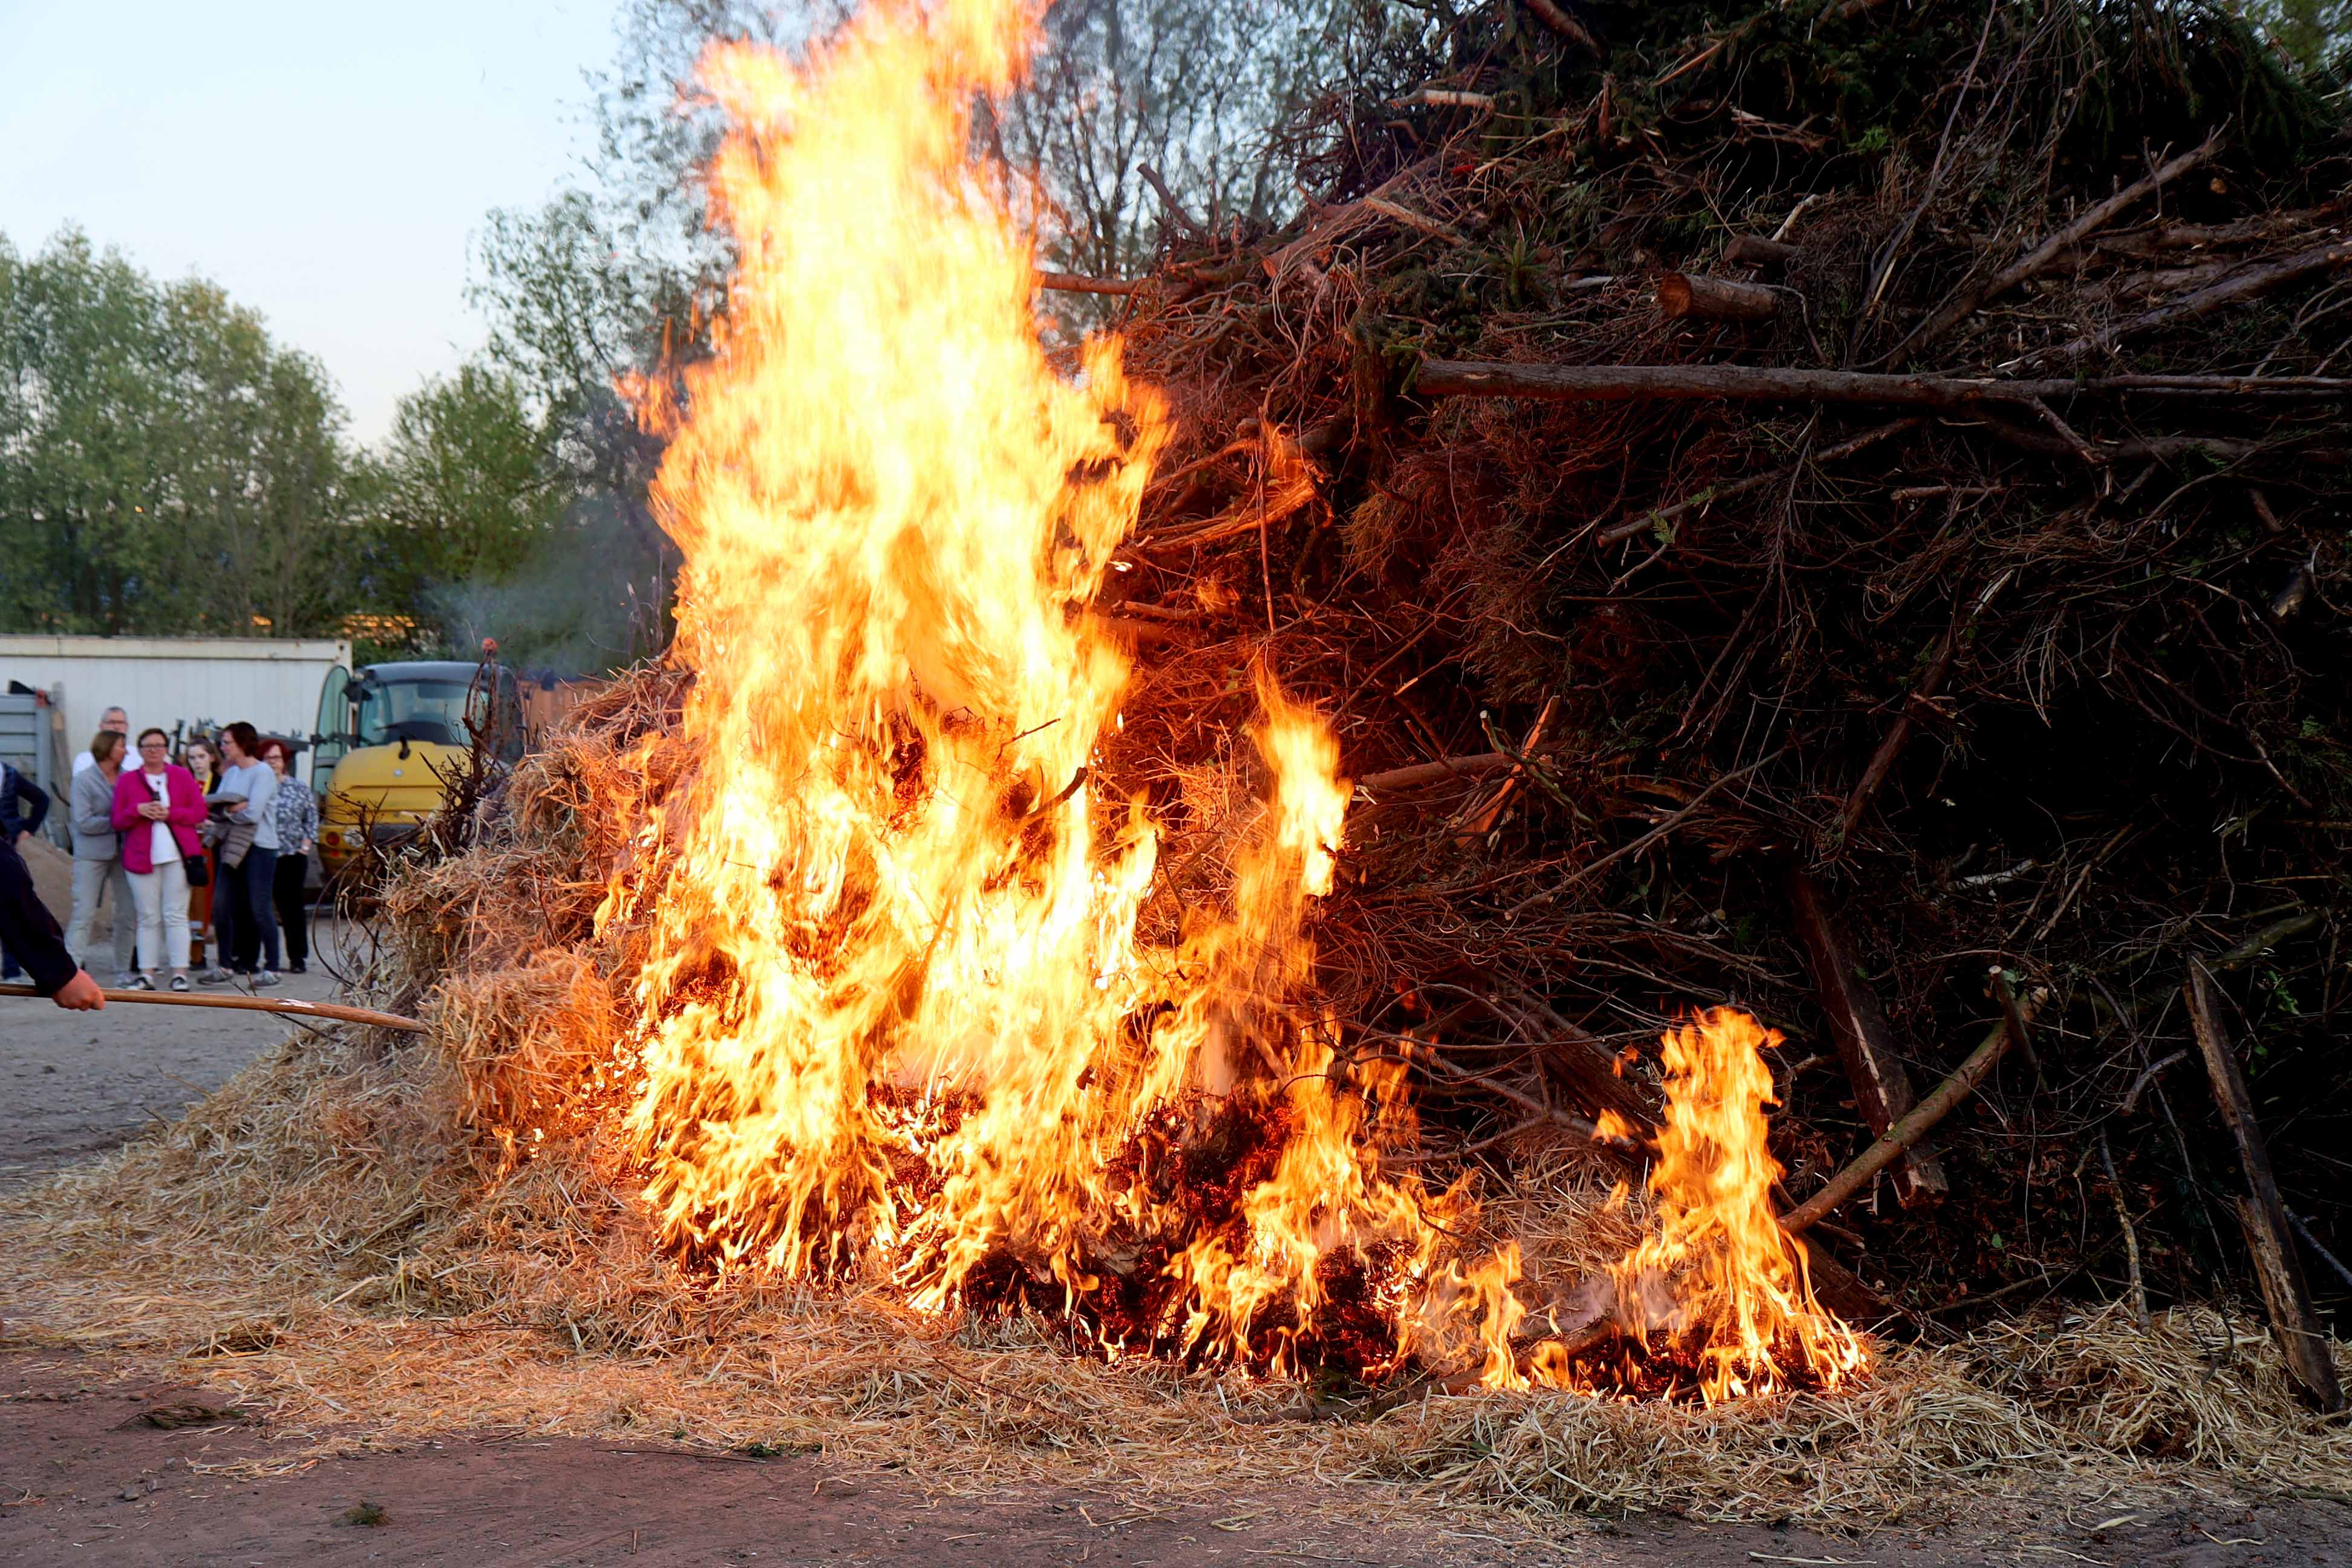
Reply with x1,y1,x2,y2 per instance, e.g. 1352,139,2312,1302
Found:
65,728,137,985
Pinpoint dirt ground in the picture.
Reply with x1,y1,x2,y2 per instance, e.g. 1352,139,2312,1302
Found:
5,899,2347,1566
5,1354,2345,1568
0,890,353,1190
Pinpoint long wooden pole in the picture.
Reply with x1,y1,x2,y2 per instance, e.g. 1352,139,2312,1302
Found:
1416,359,2352,407
0,982,425,1036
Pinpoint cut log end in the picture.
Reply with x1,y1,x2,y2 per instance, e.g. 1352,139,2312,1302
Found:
1657,271,1780,322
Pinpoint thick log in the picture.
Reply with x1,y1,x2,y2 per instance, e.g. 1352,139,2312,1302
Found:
1657,272,1779,321
1784,867,1947,1204
1725,235,1803,268
1783,993,2042,1233
2187,964,2346,1412
1417,359,2352,407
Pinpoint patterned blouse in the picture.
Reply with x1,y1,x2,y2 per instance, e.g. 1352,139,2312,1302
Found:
272,773,321,853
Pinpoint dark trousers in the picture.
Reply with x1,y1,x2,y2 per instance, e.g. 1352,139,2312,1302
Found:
271,851,310,968
218,846,279,973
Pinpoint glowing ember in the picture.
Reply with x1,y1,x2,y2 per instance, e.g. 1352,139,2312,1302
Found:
583,0,1866,1399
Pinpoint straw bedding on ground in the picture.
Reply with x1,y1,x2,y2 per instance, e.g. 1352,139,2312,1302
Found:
3,881,2344,1525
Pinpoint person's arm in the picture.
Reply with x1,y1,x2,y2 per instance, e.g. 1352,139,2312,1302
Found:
11,772,48,839
111,774,144,832
71,771,115,841
0,769,27,842
0,840,99,1006
240,766,277,826
166,771,209,829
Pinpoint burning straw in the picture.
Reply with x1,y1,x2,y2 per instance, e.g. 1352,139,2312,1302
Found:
6,679,2348,1526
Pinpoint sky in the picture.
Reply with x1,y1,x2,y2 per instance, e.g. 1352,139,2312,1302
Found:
0,0,622,446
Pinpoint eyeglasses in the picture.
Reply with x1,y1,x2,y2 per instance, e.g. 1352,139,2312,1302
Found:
138,741,169,752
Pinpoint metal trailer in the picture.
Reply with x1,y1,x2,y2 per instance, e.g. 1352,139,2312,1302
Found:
0,685,66,846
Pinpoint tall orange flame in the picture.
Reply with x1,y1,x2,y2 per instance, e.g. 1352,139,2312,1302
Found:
595,0,1496,1371
590,0,1867,1399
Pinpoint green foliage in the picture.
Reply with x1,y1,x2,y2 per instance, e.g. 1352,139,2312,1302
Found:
366,365,565,598
0,230,362,637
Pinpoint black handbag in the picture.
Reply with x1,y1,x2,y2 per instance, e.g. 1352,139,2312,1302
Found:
183,850,211,887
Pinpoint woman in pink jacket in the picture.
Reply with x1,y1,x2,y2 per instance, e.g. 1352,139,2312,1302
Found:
112,728,207,991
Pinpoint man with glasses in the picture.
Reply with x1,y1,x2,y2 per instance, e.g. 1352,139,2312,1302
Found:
72,708,130,776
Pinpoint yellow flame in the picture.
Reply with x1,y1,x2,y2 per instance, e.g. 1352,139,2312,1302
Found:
586,0,1863,1400
1608,1008,1867,1401
594,0,1512,1373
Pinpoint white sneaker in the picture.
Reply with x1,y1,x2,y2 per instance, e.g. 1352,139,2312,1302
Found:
254,970,284,988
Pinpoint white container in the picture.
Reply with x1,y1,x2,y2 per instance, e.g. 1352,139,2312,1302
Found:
0,635,353,766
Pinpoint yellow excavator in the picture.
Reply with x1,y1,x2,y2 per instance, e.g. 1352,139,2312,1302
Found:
309,656,525,884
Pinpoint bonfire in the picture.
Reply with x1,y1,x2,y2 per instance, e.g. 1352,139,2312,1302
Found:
5,0,2348,1535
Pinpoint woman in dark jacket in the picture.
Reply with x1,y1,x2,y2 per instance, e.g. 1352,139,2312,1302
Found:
0,760,51,982
259,739,319,973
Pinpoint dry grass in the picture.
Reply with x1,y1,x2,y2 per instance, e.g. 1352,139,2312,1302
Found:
3,1014,2344,1523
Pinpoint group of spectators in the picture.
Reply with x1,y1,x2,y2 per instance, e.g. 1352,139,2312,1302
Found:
0,705,319,1010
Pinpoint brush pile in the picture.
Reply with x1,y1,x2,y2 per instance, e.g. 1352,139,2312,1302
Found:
5,0,2351,1531
1070,0,2352,1353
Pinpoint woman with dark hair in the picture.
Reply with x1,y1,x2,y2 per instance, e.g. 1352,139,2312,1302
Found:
179,736,220,971
65,728,137,985
259,739,318,974
200,720,281,987
112,728,204,991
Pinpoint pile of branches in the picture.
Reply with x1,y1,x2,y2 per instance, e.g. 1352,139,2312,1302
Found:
1062,0,2352,1372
